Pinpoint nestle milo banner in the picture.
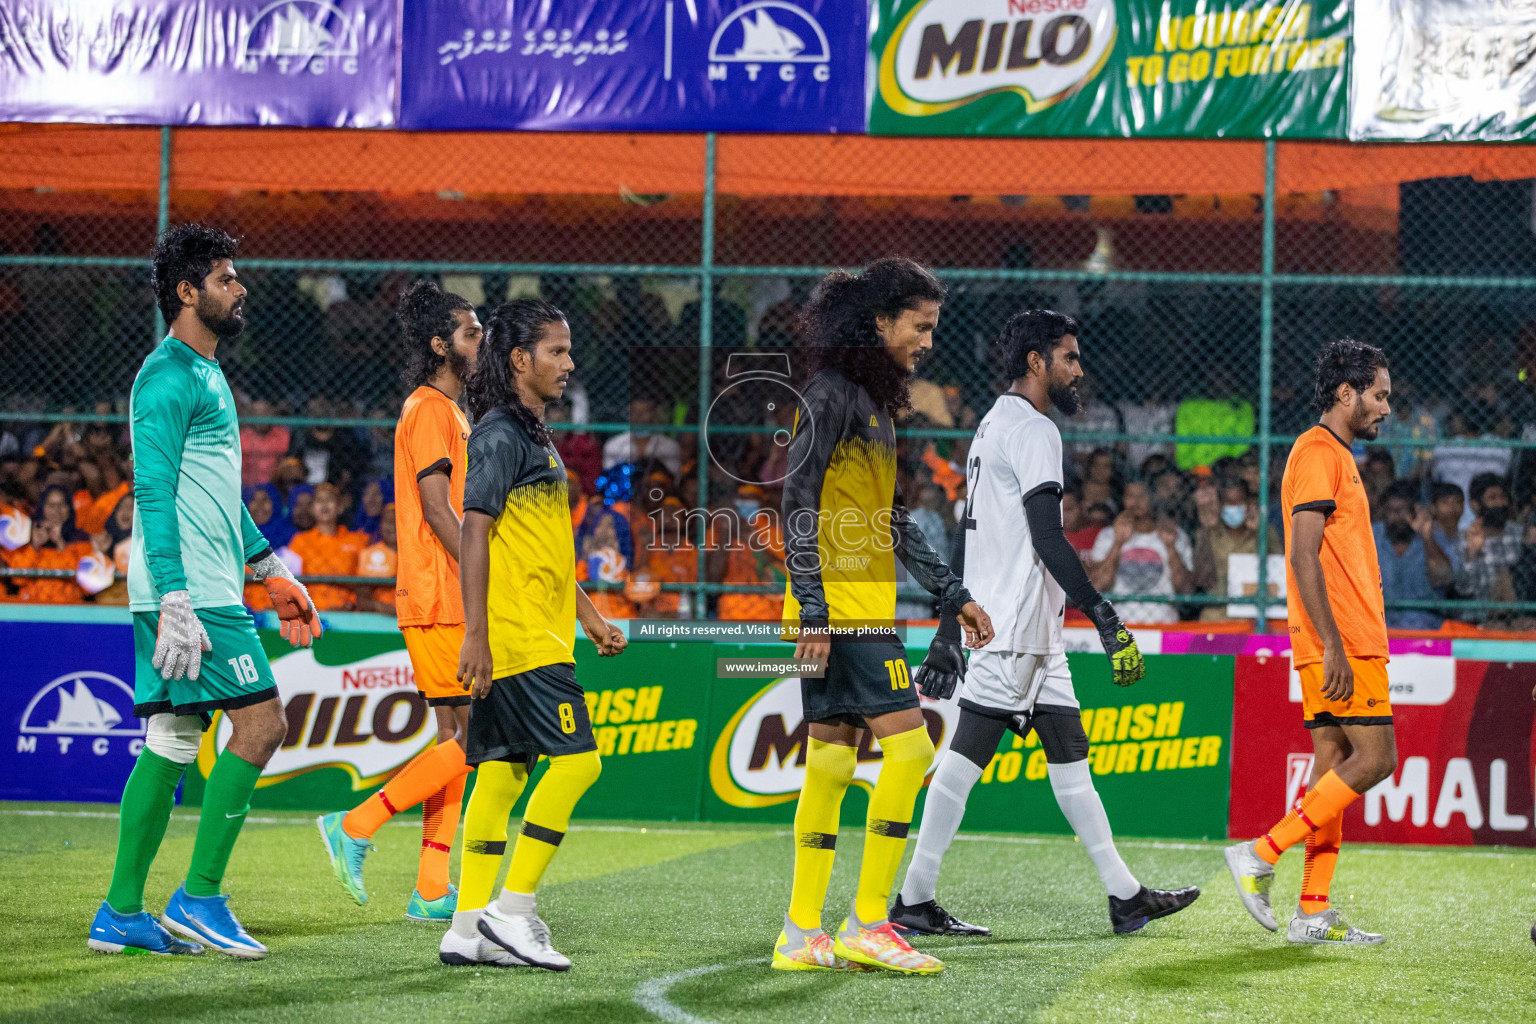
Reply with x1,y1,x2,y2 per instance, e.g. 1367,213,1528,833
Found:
186,633,714,820
179,628,1230,838
707,650,1233,839
868,0,1350,138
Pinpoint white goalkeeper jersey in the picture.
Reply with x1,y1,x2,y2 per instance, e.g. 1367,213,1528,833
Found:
963,393,1066,656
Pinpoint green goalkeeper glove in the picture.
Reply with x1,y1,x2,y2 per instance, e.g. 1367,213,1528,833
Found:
1084,598,1145,687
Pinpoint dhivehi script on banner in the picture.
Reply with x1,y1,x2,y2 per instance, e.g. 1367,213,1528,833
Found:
1350,0,1536,141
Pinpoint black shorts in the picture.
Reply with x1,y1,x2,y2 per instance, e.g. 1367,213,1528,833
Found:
800,633,917,728
465,662,597,767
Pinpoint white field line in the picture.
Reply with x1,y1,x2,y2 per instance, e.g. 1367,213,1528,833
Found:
1,807,1526,860
634,942,1091,1024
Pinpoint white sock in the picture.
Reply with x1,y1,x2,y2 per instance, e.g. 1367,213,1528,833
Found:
451,909,481,939
497,888,536,917
898,751,983,906
1047,759,1140,900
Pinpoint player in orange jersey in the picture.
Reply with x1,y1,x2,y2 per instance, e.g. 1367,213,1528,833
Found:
317,282,482,920
1226,339,1397,946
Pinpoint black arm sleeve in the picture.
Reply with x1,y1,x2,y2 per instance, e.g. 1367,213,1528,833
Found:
933,525,966,645
1025,488,1101,611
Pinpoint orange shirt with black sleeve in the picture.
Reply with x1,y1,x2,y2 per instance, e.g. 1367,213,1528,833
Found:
394,386,469,627
1280,425,1389,668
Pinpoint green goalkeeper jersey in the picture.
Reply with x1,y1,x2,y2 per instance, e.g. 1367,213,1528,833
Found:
128,336,269,612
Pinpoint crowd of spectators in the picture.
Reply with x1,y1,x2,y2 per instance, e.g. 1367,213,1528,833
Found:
5,266,1536,632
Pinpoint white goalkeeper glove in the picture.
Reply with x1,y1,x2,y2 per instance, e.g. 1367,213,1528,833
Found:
153,590,211,682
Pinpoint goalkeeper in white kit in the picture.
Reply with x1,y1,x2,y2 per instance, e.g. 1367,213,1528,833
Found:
892,310,1200,937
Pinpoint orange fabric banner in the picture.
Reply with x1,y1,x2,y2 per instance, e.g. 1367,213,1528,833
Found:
5,124,1536,197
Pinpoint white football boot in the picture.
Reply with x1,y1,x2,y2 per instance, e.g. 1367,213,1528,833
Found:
1287,907,1384,946
478,904,571,972
1224,841,1278,932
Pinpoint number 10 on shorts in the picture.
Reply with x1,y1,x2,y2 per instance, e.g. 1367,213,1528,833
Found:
884,658,911,691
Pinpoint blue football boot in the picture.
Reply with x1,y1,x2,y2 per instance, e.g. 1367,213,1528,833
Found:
162,885,268,960
88,901,204,956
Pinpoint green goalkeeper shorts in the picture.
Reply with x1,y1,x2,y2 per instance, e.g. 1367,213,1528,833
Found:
133,604,278,721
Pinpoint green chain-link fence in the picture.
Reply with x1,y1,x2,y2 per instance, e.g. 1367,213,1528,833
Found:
3,130,1536,627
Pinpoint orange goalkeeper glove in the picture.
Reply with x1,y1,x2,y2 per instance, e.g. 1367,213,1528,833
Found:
250,552,323,648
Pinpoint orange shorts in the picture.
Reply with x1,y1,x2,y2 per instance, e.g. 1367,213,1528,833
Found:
403,623,469,707
1299,655,1393,729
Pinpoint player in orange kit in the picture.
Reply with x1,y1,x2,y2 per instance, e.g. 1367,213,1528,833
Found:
1226,338,1397,946
316,281,482,920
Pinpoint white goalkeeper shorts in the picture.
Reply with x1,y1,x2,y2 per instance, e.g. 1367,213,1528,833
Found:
958,649,1077,715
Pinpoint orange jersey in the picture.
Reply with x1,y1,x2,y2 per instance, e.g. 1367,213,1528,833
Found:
394,386,469,627
289,527,368,611
1281,425,1388,668
5,542,92,604
717,518,786,621
357,540,397,607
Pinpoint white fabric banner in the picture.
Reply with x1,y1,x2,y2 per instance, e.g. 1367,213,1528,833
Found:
1350,0,1536,140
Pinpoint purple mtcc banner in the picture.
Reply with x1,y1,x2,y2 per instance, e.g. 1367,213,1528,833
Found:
0,0,398,126
399,0,866,132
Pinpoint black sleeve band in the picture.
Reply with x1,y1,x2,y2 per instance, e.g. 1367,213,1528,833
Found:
245,546,274,566
1292,500,1336,518
416,457,452,482
1021,480,1064,505
1024,488,1101,611
934,525,967,645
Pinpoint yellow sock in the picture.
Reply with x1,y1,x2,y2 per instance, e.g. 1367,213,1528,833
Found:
458,760,528,909
505,751,602,894
854,725,934,924
787,739,857,931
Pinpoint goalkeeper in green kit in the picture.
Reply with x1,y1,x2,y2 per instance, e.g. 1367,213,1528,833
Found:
88,225,322,960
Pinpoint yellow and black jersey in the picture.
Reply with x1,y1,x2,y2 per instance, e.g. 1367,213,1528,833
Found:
463,405,576,678
781,367,969,635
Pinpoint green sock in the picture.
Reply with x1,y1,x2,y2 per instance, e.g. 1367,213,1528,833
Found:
185,749,263,897
105,749,187,914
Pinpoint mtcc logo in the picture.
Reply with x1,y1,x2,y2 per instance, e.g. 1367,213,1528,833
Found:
709,2,833,83
18,671,145,758
238,0,363,75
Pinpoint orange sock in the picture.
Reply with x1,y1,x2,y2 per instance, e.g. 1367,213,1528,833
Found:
1255,770,1358,865
343,740,471,840
1300,813,1341,912
416,771,468,900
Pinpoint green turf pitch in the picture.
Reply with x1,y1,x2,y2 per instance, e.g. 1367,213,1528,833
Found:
1,802,1533,1024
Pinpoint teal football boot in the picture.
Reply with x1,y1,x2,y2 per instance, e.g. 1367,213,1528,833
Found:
316,811,372,905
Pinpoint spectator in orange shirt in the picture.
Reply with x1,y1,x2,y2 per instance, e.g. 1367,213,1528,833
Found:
628,498,698,617
288,482,367,610
576,512,636,619
355,502,398,613
76,478,131,537
240,400,292,487
90,493,135,606
5,485,93,603
711,486,786,621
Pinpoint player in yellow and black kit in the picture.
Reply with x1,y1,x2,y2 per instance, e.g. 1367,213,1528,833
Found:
775,258,994,975
438,299,627,972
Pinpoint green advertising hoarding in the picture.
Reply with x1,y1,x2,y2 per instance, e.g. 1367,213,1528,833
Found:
189,632,1231,841
869,0,1350,138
